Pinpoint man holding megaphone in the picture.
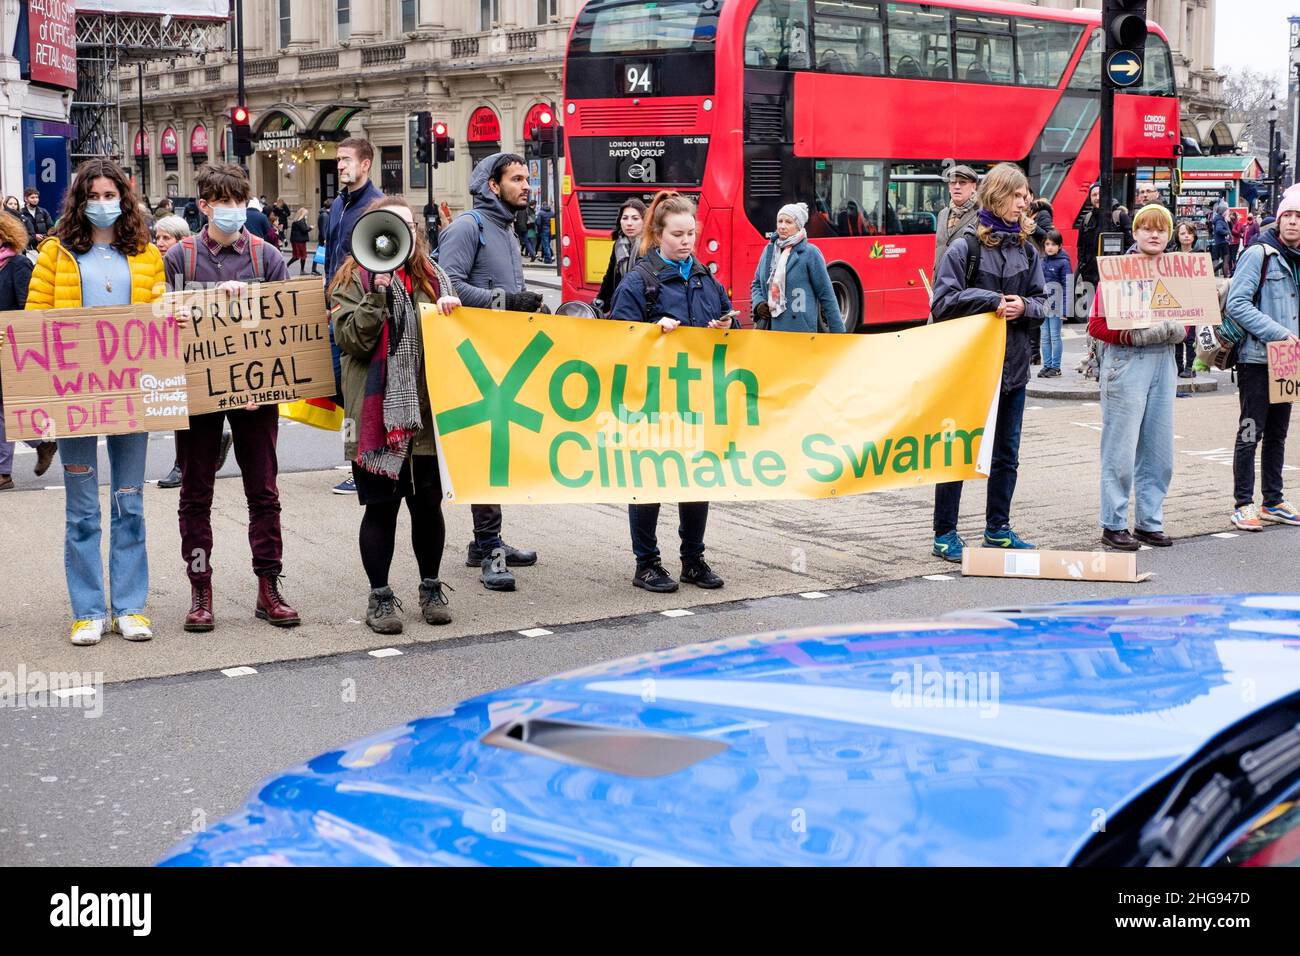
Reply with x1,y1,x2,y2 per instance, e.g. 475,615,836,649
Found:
437,151,544,592
330,197,462,634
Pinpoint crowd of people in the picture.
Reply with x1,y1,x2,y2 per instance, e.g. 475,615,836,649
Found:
2,140,1297,646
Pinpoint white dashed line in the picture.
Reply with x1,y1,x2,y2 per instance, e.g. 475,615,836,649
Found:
43,485,64,492
1139,545,1153,551
799,591,828,599
1212,532,1240,539
1081,402,1098,407
661,608,694,617
518,627,553,637
334,464,351,471
1026,405,1044,411
923,574,955,581
220,666,257,677
51,686,97,700
368,647,403,658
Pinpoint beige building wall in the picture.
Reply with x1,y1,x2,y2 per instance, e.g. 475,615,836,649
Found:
124,0,581,215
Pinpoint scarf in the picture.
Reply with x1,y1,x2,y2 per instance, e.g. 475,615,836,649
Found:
656,249,694,281
947,198,975,234
766,230,806,317
978,208,1024,237
356,270,423,479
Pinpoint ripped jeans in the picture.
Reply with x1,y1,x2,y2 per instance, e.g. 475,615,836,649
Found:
57,433,149,620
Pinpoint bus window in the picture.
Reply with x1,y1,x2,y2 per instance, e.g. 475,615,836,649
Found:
886,3,951,80
813,0,884,76
813,159,886,236
1138,33,1175,95
888,163,945,234
575,0,720,55
745,0,811,69
953,13,1013,85
1067,29,1102,92
1015,18,1083,88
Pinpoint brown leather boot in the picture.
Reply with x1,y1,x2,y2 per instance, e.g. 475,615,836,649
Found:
184,581,215,632
256,575,301,627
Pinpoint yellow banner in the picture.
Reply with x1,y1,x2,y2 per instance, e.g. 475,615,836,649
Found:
421,307,1006,504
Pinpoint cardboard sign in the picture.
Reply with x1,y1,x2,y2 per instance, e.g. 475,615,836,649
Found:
1098,252,1220,329
961,547,1152,583
167,279,333,416
1267,339,1300,404
0,306,189,442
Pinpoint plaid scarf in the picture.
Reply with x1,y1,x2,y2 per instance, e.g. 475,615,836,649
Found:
356,273,423,479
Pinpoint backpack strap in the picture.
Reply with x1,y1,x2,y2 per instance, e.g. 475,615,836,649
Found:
180,236,198,286
631,257,661,318
247,234,264,280
1253,245,1278,308
962,237,982,287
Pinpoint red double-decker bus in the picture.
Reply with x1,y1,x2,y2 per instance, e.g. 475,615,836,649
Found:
560,0,1180,329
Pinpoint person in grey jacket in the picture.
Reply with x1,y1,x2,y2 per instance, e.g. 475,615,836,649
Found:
437,151,544,591
1224,194,1300,531
750,201,845,333
933,164,979,277
929,162,1048,564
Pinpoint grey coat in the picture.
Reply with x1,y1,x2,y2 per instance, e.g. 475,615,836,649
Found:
933,201,978,276
437,152,526,308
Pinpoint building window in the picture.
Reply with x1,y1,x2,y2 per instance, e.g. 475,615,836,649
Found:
402,0,417,33
481,0,499,31
338,0,351,42
279,0,291,49
537,0,557,23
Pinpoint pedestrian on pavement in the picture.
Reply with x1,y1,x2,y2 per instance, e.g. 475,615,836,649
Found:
1211,202,1231,276
1087,203,1184,551
1076,183,1102,312
537,200,554,264
594,197,645,315
1028,197,1054,252
264,211,282,250
1173,220,1201,378
183,198,205,234
929,161,1047,563
162,162,298,634
289,207,311,275
3,195,21,219
1243,212,1260,250
26,158,165,645
244,197,272,241
1228,210,1245,276
314,204,329,275
0,210,55,491
1112,202,1133,250
749,201,844,333
330,196,462,634
933,164,979,278
275,200,291,236
19,187,52,251
324,138,385,496
610,190,731,594
1224,193,1300,532
438,151,543,591
1037,229,1071,378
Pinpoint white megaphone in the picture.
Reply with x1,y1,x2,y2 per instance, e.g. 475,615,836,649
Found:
349,207,412,275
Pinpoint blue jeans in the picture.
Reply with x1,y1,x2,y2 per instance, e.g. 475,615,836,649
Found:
1043,313,1063,370
58,433,150,620
934,385,1027,536
539,229,552,263
1098,343,1175,532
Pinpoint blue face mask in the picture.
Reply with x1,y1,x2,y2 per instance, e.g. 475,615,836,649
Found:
85,200,121,229
211,204,247,235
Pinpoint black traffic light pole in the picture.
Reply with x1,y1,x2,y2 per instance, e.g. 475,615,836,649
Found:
1099,1,1147,255
235,0,247,169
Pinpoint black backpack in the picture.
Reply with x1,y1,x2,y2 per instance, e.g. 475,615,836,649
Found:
629,256,730,322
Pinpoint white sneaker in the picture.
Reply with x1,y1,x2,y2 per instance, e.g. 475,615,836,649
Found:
112,614,154,642
70,618,105,646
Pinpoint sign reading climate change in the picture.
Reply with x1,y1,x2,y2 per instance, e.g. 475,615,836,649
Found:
421,308,1006,505
1099,252,1220,329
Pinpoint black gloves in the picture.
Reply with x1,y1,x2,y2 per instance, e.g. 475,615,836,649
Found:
752,302,772,327
504,290,544,313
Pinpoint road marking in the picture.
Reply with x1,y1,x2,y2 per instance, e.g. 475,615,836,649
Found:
220,666,257,677
922,574,954,581
1212,532,1239,539
1081,401,1098,406
799,591,828,599
368,647,403,658
334,464,351,471
1026,405,1044,411
43,485,64,491
1139,545,1153,551
51,686,97,700
1072,421,1103,433
518,627,553,637
661,608,694,617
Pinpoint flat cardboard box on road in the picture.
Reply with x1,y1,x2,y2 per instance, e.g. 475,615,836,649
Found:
962,547,1151,583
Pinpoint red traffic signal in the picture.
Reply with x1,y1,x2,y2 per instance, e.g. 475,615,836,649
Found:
433,122,448,138
231,105,253,158
537,110,553,126
233,105,249,125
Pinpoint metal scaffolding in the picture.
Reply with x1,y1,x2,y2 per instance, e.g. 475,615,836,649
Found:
72,12,230,163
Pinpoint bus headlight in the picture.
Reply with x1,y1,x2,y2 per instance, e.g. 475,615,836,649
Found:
707,262,718,274
566,102,575,115
703,98,713,112
562,234,571,247
707,239,719,253
563,256,572,268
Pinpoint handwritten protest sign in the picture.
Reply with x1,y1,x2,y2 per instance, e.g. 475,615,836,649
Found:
1,306,188,442
166,279,333,415
1098,252,1219,329
1267,339,1300,403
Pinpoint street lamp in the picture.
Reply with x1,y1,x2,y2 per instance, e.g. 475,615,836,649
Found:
1269,96,1280,212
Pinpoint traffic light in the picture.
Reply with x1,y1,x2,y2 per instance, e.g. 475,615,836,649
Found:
414,111,431,166
1102,1,1147,89
231,105,253,158
527,110,565,160
433,122,454,166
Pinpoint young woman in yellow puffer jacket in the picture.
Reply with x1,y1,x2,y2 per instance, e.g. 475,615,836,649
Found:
26,158,166,646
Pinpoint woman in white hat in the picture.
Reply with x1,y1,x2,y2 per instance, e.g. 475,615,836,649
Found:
749,202,845,333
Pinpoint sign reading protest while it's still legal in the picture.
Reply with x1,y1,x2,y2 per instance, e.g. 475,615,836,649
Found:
167,279,333,416
422,307,1006,505
1099,252,1220,329
1267,339,1300,404
1,306,188,442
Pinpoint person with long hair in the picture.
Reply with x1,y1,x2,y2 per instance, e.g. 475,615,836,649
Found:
929,162,1048,563
25,158,166,645
609,190,731,593
289,206,311,274
330,197,461,633
0,211,55,490
1174,220,1201,378
594,197,645,315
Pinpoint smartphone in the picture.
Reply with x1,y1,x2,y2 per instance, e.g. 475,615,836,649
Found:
718,309,741,325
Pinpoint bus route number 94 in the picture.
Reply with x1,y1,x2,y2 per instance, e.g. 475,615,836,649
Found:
621,63,656,95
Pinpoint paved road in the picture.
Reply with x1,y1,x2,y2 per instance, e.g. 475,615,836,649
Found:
2,527,1295,866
